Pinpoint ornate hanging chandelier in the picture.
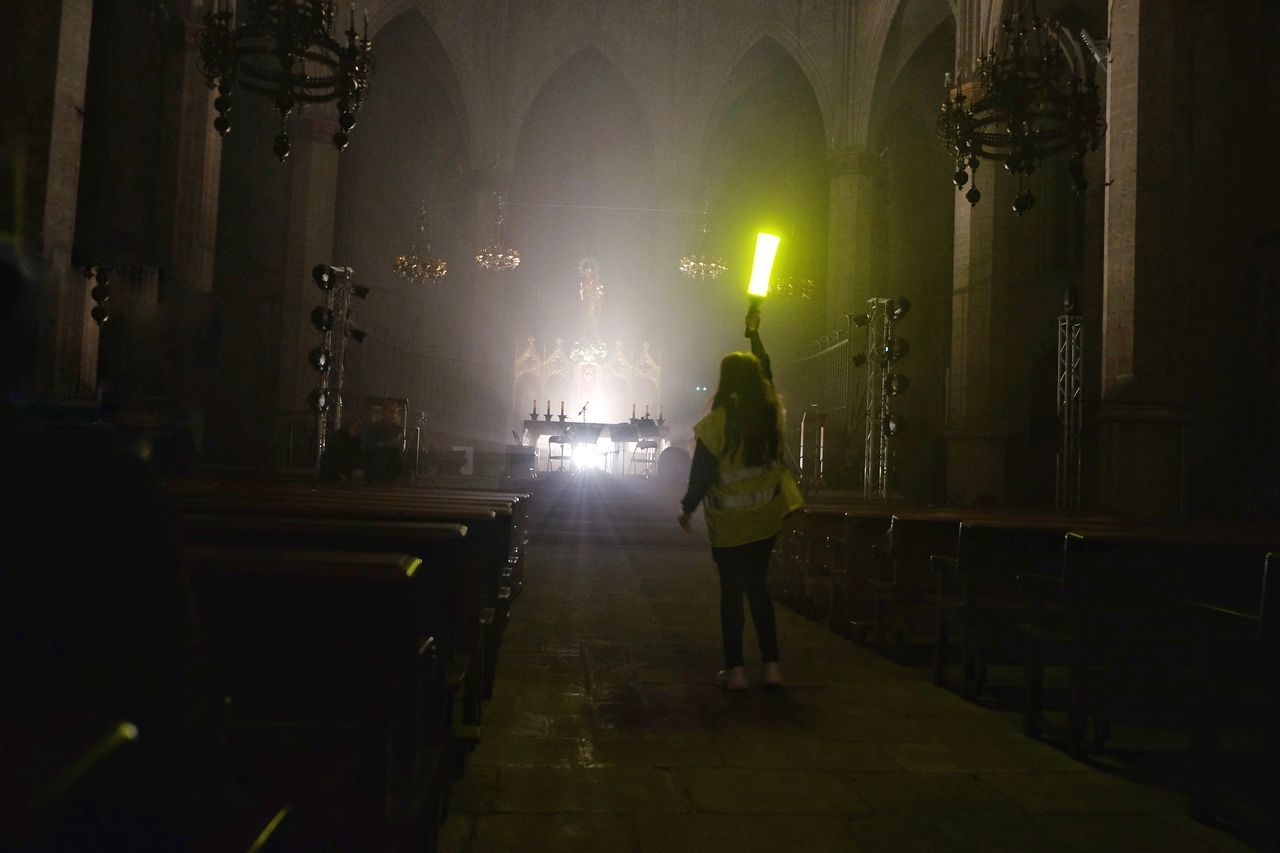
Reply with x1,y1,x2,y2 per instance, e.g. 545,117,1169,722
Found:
393,202,447,283
937,0,1105,214
474,193,521,272
198,1,374,162
770,226,816,300
679,204,727,280
772,275,816,300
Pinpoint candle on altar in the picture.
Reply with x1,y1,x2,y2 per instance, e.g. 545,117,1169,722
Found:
560,401,565,416
645,404,650,417
632,404,636,419
545,400,551,418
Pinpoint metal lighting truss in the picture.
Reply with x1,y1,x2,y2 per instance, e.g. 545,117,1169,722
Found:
1055,307,1083,510
862,298,899,501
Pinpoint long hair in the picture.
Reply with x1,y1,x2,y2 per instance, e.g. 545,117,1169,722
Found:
711,352,780,466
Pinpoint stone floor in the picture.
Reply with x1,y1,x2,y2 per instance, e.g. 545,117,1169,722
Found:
437,476,1250,852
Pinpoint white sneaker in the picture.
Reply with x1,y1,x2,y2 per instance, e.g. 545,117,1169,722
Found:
762,662,784,687
717,667,749,690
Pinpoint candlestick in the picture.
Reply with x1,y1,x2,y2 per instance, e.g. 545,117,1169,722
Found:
560,401,565,416
645,404,650,418
632,404,636,420
545,400,551,420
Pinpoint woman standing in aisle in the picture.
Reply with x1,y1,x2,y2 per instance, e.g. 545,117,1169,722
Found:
679,306,803,689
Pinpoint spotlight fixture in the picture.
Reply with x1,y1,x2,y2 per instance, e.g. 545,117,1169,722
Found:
308,347,331,371
87,266,111,326
852,313,871,328
310,306,335,332
307,386,335,413
886,297,911,322
937,0,1105,213
312,264,353,291
886,414,902,436
351,284,370,300
198,1,375,161
885,373,910,396
884,338,911,362
852,352,868,368
348,326,367,343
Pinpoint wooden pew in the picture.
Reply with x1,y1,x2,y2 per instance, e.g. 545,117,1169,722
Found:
931,520,1067,698
186,546,454,851
169,480,521,710
810,509,893,643
773,507,848,620
1020,527,1278,760
1188,552,1278,841
870,513,963,661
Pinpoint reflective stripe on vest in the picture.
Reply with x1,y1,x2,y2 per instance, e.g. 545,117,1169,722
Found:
711,484,780,511
719,464,770,486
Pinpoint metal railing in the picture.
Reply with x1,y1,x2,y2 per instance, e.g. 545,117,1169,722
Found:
776,317,860,487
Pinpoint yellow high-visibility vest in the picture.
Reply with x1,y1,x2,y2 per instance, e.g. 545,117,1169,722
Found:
693,405,803,548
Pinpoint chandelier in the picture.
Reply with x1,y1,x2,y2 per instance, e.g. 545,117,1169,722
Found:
474,193,521,272
393,202,447,283
199,1,375,162
769,226,816,299
772,275,816,300
679,204,727,280
937,0,1105,214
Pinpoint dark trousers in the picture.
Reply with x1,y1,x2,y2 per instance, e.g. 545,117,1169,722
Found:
712,535,779,669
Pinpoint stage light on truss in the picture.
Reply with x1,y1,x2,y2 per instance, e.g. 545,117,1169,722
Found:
311,306,335,331
887,297,911,321
885,373,909,396
852,313,871,328
313,264,353,290
351,283,370,300
307,386,336,413
852,352,867,368
308,347,332,371
883,338,910,362
348,326,367,343
886,414,902,436
747,232,781,297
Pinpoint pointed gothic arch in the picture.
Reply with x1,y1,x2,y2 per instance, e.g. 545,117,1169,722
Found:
695,32,831,165
504,40,655,173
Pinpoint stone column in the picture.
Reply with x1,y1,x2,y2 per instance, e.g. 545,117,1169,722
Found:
2,0,97,398
1097,0,1193,516
825,146,875,320
154,16,222,296
153,11,224,437
945,164,1017,505
276,115,340,435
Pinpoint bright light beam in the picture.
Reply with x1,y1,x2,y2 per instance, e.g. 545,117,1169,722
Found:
747,232,781,298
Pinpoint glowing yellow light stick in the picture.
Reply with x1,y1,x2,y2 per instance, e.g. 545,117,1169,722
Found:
747,232,781,298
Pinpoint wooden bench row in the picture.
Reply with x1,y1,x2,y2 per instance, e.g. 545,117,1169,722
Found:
166,480,530,851
772,503,1278,839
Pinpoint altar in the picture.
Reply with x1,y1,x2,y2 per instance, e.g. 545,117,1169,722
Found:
520,417,670,474
512,257,668,474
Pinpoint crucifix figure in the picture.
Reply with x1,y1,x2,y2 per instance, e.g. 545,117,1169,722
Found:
578,257,604,342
